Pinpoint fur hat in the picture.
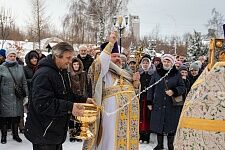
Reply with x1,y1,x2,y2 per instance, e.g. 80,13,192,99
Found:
189,62,200,71
6,48,17,58
161,54,175,65
29,51,39,59
100,42,119,53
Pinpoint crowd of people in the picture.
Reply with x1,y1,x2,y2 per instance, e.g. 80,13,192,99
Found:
0,32,207,150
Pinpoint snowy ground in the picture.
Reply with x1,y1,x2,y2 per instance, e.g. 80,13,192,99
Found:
0,132,167,150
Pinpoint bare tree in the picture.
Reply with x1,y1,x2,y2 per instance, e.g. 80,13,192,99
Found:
62,0,129,45
0,7,14,48
29,0,51,49
8,26,25,41
87,0,129,43
63,0,88,44
206,8,225,38
138,33,187,57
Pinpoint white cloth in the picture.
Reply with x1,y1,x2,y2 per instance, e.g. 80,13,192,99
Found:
96,52,117,150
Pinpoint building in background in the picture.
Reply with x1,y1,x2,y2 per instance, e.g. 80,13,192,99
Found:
129,15,140,41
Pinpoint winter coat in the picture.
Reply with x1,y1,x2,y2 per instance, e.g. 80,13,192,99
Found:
182,78,191,101
139,64,155,101
188,73,200,88
77,54,94,72
0,62,28,117
147,64,185,134
69,57,90,98
24,54,87,145
23,50,40,93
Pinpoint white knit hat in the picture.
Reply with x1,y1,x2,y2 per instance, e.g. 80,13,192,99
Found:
161,54,175,65
6,48,17,58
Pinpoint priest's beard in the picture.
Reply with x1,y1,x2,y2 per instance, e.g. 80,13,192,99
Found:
114,60,122,68
115,62,122,68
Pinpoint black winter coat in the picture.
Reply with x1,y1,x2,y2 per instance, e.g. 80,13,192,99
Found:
24,55,86,144
147,65,185,134
182,78,191,100
139,65,155,101
77,54,94,72
188,73,200,88
23,65,35,92
23,50,39,92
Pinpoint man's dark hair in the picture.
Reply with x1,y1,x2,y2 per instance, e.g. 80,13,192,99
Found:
52,42,74,58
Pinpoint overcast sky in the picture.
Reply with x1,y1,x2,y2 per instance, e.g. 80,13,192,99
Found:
1,0,225,37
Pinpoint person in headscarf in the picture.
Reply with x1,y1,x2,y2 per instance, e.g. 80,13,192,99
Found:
138,54,156,144
128,60,137,73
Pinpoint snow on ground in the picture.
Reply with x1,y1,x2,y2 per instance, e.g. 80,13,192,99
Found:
0,132,161,150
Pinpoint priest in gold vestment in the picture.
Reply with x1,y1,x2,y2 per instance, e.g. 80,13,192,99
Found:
83,33,140,150
174,38,225,150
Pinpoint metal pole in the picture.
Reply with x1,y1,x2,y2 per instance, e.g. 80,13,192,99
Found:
223,24,225,38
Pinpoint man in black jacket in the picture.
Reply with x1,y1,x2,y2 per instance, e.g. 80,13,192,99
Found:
25,42,94,150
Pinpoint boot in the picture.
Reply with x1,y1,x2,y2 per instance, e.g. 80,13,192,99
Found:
1,125,7,144
153,134,164,150
69,129,76,142
143,133,150,144
139,133,144,144
19,117,25,134
167,135,174,150
12,123,22,143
